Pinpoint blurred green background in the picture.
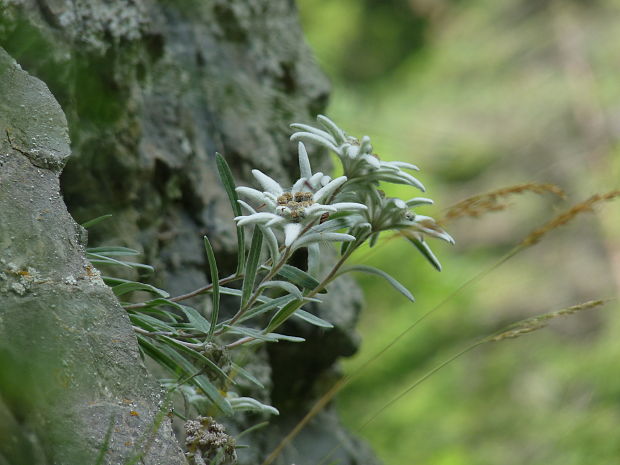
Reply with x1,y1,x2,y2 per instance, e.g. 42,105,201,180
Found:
298,0,620,464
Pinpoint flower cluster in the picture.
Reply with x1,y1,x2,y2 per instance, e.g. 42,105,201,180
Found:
234,142,367,250
185,416,237,465
291,115,425,190
233,115,452,269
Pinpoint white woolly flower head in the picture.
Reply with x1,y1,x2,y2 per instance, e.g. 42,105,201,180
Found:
234,143,367,248
287,115,455,271
290,115,425,191
366,190,453,244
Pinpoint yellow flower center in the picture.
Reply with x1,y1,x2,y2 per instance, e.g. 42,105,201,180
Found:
277,192,315,220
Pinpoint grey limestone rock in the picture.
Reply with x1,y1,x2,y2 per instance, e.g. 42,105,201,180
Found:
0,46,187,465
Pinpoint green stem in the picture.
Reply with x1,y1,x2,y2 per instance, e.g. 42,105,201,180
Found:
123,274,240,310
223,247,293,330
308,238,362,299
132,326,204,350
226,233,367,347
224,220,322,331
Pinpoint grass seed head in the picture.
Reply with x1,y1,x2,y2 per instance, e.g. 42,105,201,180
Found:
441,183,566,225
521,190,620,247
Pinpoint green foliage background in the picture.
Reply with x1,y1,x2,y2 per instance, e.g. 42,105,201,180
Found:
298,0,620,464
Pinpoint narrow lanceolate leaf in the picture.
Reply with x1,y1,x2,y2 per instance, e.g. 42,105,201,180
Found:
80,214,113,229
341,265,415,302
266,333,305,343
276,264,322,292
86,246,141,256
158,336,232,383
307,243,320,278
290,132,339,153
216,152,245,275
317,114,346,143
87,251,155,273
259,280,303,300
127,306,178,323
364,172,425,191
310,216,352,234
203,236,220,340
260,225,280,263
292,232,355,249
137,336,233,415
89,259,154,274
129,313,176,333
229,396,279,415
265,299,303,333
231,362,265,389
340,232,355,256
406,197,434,208
293,309,333,328
290,123,336,145
128,299,185,320
135,298,186,311
179,305,212,334
406,236,442,272
236,295,298,324
219,287,272,304
111,281,170,298
369,232,380,248
241,227,263,308
87,252,135,269
223,325,280,342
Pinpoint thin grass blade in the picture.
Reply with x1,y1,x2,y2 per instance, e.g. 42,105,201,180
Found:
94,414,116,465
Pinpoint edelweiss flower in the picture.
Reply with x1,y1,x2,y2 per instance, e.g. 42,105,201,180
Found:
234,143,367,248
363,189,454,245
288,115,454,271
290,115,425,191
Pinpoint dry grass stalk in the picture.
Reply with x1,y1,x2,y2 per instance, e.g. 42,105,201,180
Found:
520,189,620,247
485,299,608,343
440,183,566,225
348,298,612,453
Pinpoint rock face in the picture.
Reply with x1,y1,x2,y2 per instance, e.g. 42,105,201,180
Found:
0,47,186,464
0,1,380,464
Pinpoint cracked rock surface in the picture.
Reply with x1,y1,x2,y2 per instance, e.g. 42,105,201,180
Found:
0,47,187,465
